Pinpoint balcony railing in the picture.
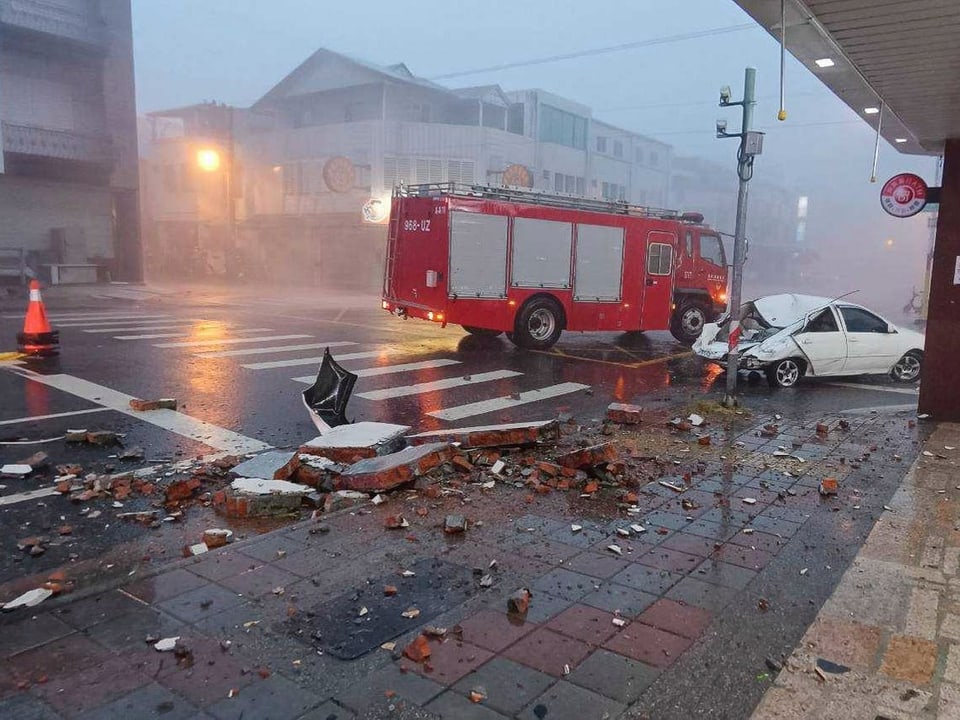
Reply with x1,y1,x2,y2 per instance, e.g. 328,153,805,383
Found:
2,122,113,163
0,0,106,46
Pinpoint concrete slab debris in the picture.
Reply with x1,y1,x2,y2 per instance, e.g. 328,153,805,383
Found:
230,451,297,481
606,403,643,424
299,422,410,463
2,587,53,611
336,443,454,492
324,489,369,513
230,478,308,495
405,420,559,448
1,464,32,477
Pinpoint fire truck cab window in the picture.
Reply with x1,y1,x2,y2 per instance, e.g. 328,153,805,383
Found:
684,232,693,257
699,234,725,267
647,243,673,276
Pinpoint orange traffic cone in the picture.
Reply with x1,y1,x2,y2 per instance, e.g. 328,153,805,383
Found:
16,280,59,357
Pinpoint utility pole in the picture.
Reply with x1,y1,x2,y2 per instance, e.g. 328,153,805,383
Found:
716,67,764,408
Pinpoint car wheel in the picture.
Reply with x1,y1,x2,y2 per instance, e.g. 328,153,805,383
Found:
670,301,708,344
512,297,564,350
767,358,803,388
891,350,922,383
461,325,503,338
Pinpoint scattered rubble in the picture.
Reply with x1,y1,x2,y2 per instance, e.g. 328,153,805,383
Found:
507,589,532,615
299,422,410,463
0,464,32,478
129,397,178,411
214,478,308,519
406,420,559,448
444,514,467,534
2,587,53,611
606,403,643,425
819,478,839,496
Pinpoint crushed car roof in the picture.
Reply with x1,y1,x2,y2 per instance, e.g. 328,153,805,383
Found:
751,294,834,328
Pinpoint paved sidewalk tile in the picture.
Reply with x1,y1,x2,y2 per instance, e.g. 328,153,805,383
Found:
218,564,299,598
457,609,537,652
298,700,356,719
604,623,694,668
404,639,494,686
692,558,758,590
561,552,630,579
532,569,600,602
609,564,683,596
636,598,713,640
188,552,262,582
205,673,322,720
503,627,592,677
32,655,151,718
0,693,63,719
546,604,620,645
567,648,660,703
238,533,307,563
580,583,657,617
156,584,243,623
636,546,702,574
53,590,145,630
74,682,199,720
335,664,444,713
124,568,210,603
452,657,555,716
516,680,626,720
0,615,74,658
424,690,511,720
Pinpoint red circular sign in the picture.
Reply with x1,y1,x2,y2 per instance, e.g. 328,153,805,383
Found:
880,173,928,218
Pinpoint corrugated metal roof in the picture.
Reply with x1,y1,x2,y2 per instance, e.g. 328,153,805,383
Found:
733,0,960,155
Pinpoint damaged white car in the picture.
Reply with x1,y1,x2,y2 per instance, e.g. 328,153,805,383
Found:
693,294,925,388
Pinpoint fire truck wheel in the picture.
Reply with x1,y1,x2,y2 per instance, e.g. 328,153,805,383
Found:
461,325,503,338
512,297,564,349
670,301,708,344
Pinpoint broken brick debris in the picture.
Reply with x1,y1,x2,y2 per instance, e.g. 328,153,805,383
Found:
1,464,32,478
277,453,346,488
606,403,643,425
85,431,119,447
324,489,368,513
507,588,532,615
336,443,455,492
214,478,308,519
557,442,618,470
298,422,410,464
384,515,409,530
405,420,559,449
129,398,178,412
165,478,202,504
383,585,398,596
443,514,467,534
18,451,49,470
403,635,431,663
819,477,839,496
202,529,233,549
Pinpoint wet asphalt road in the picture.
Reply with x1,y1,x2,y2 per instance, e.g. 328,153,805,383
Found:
0,284,920,589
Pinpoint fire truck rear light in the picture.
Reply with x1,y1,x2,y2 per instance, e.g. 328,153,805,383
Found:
718,292,728,304
382,301,390,310
508,300,516,306
427,311,434,321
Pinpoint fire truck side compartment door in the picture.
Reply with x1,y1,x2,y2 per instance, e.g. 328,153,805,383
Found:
449,211,508,298
511,217,572,288
574,224,624,302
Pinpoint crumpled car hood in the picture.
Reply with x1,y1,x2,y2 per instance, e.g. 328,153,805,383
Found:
751,294,833,327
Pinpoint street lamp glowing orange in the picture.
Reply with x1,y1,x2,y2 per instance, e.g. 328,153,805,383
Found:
197,148,221,172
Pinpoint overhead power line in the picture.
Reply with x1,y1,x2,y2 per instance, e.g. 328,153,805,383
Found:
429,23,758,80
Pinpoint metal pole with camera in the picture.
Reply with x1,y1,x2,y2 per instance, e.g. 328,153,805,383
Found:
717,67,764,408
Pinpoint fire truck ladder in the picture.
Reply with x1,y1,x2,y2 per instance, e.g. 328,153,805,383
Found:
394,182,694,221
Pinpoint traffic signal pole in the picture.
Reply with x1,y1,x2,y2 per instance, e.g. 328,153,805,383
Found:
717,67,762,408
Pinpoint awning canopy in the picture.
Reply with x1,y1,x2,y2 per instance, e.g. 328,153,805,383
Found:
732,0,960,155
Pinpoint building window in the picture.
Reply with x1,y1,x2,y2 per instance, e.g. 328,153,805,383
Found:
507,104,524,135
539,104,587,149
282,163,301,195
601,181,610,199
576,176,585,195
563,174,574,193
650,151,659,167
542,170,551,183
383,157,414,189
448,160,475,185
635,148,644,164
554,173,564,192
613,140,623,158
596,136,607,153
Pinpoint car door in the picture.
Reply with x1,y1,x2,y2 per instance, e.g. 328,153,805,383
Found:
793,306,848,375
837,305,901,374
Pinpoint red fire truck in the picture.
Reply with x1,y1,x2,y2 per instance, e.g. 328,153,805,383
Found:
381,184,728,349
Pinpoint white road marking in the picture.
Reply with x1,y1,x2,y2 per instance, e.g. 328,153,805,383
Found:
0,486,60,507
291,359,462,383
825,382,920,396
115,327,275,340
42,314,170,323
242,349,389,370
84,325,183,333
55,317,175,328
358,370,521,401
153,334,311,349
0,407,112,426
6,371,271,454
840,403,918,415
196,341,357,359
429,382,590,421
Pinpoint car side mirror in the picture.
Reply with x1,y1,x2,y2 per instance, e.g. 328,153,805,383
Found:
887,323,897,334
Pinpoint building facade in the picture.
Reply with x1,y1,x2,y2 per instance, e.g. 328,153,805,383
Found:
139,49,673,289
670,155,805,287
0,0,141,284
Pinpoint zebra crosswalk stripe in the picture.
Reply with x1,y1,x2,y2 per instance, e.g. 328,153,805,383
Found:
242,349,388,370
357,369,520,401
153,334,312,349
196,342,357,359
428,382,590,421
290,359,461,383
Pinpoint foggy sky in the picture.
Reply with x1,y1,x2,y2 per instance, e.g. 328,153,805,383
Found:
132,0,938,313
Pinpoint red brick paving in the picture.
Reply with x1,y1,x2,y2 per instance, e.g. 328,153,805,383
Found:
636,546,702,573
457,609,538,653
404,639,494,685
635,599,712,640
603,624,694,668
546,604,621,646
503,627,593,677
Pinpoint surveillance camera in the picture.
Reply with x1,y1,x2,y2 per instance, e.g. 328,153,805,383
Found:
719,85,732,104
716,118,728,136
